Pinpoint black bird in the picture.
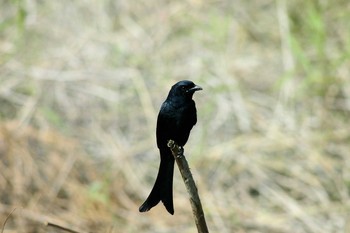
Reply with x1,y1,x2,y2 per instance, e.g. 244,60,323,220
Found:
139,80,202,215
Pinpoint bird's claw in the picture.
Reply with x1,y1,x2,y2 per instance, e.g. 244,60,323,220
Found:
167,140,176,149
177,146,184,158
167,140,184,158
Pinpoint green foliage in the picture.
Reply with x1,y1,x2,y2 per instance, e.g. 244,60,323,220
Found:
288,0,348,97
88,181,110,205
40,107,64,128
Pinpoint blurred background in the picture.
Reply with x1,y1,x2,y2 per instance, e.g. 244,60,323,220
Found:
1,0,350,232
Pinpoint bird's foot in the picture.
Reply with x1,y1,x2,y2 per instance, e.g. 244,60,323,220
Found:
177,146,184,158
167,140,176,149
167,140,184,158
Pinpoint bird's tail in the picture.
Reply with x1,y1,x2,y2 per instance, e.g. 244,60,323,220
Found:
139,148,175,215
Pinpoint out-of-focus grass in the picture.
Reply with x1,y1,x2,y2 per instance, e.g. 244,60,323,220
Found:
0,0,350,232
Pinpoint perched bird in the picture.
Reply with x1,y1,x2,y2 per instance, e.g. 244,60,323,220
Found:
139,80,202,215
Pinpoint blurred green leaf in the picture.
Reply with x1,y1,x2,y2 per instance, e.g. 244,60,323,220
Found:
88,181,109,204
40,107,63,127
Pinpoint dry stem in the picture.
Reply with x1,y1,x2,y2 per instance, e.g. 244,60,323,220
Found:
167,140,209,233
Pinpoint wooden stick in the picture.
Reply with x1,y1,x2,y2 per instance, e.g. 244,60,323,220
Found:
167,140,209,233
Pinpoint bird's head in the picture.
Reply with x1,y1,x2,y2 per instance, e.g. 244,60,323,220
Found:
169,80,202,99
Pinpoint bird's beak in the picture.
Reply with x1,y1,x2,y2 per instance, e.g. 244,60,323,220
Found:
188,85,203,93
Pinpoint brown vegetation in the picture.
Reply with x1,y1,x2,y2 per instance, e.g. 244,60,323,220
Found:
1,0,350,232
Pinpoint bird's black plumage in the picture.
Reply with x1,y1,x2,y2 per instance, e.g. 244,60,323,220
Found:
139,80,202,215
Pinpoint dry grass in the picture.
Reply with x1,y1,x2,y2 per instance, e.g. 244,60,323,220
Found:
1,0,350,232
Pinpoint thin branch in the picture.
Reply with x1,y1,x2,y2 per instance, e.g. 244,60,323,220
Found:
167,140,209,233
1,207,17,233
46,222,85,233
0,204,89,233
